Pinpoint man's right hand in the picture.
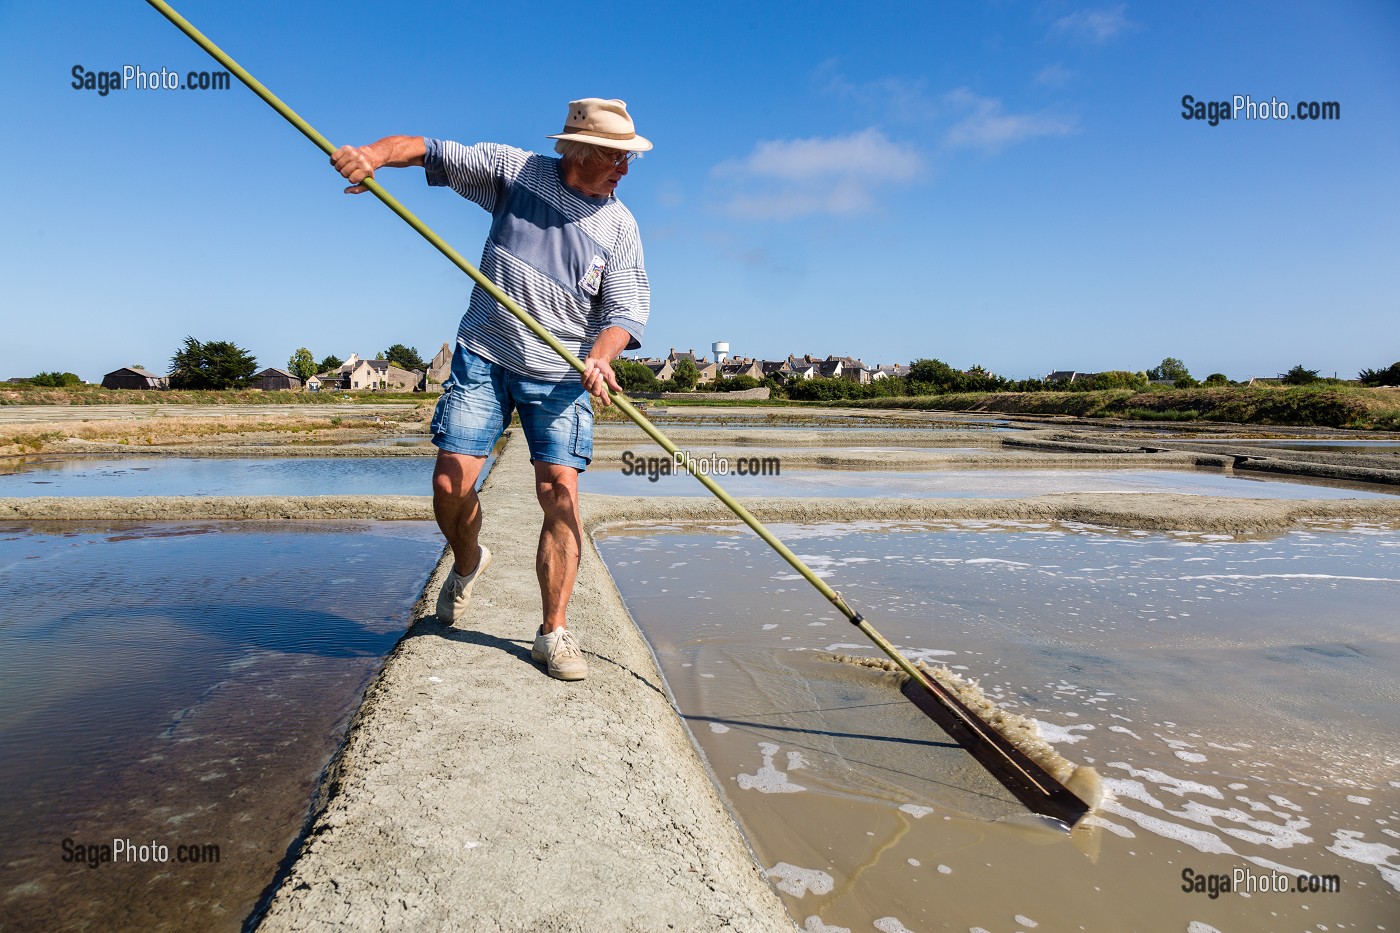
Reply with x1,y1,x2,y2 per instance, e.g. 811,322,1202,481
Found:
331,144,377,194
330,136,427,194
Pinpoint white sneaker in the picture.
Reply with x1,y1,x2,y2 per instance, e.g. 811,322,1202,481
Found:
531,627,588,681
435,545,492,624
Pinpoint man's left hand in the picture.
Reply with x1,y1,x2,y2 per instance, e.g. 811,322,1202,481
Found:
581,356,622,406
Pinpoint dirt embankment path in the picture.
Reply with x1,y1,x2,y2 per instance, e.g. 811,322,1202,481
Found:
251,436,798,933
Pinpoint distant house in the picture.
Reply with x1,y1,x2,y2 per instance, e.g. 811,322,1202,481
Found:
870,364,910,380
101,367,168,390
345,357,419,392
785,355,818,380
642,358,675,381
1045,370,1079,384
760,360,794,380
666,348,718,384
718,357,764,380
826,355,870,384
425,342,453,391
250,368,303,391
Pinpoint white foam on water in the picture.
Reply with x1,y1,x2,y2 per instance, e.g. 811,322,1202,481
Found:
1187,923,1222,933
1109,725,1142,739
1175,751,1208,763
764,862,834,897
937,864,953,874
1269,794,1303,812
738,743,806,794
904,647,957,662
761,623,779,630
804,917,849,933
1103,799,1237,854
1108,763,1223,799
1034,719,1095,744
1085,814,1136,838
873,919,914,933
1347,795,1372,805
1328,830,1400,892
1016,916,1039,928
786,751,808,771
964,558,1031,567
1179,573,1400,583
708,722,730,734
899,804,935,819
907,858,920,866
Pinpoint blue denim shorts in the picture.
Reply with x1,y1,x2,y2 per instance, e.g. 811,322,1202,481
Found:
430,344,593,470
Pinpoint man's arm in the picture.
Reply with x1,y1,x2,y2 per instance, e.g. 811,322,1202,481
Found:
330,136,426,194
580,326,632,406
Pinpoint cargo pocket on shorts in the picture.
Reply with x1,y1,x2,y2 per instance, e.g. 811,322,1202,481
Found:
571,398,594,464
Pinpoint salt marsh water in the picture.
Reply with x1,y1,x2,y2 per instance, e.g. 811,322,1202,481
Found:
0,521,441,932
581,465,1395,499
0,456,434,497
595,521,1400,932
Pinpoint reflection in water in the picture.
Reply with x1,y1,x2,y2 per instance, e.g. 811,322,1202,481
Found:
0,521,440,932
595,520,1400,932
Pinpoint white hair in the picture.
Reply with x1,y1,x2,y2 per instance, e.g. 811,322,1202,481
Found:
553,139,616,165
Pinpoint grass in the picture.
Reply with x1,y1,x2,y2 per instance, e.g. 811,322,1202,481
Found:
842,386,1400,430
0,385,429,406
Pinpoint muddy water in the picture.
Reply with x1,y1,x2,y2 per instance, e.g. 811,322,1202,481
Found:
580,465,1396,500
0,521,441,932
594,521,1400,932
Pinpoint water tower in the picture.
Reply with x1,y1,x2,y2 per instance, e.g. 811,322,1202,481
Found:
712,341,730,364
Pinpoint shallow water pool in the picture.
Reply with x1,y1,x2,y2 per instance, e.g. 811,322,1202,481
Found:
580,465,1395,499
0,521,441,931
595,520,1400,932
0,456,435,497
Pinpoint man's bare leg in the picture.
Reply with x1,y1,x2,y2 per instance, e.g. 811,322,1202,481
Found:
534,461,582,634
433,449,488,575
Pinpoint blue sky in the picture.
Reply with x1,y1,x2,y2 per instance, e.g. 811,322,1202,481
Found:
2,1,1397,383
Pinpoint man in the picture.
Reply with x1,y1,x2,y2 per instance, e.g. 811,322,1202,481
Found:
330,98,652,681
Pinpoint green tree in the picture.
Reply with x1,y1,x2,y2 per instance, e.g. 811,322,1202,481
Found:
1147,357,1191,382
1280,364,1321,385
1358,362,1400,387
610,359,660,393
30,371,83,387
672,357,700,390
318,354,344,374
381,344,426,371
906,358,962,393
169,336,258,389
1203,373,1230,387
288,348,317,382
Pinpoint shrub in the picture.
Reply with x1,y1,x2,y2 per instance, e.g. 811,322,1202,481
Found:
30,371,84,387
1358,362,1400,387
611,359,660,393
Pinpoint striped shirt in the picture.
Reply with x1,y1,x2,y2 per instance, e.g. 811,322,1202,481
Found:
424,139,649,381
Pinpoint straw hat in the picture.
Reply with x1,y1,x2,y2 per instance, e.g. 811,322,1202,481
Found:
547,98,653,152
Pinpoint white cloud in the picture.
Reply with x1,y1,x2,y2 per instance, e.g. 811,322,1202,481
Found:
941,88,1076,153
1033,63,1074,87
712,129,922,220
1050,4,1138,44
816,59,938,123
